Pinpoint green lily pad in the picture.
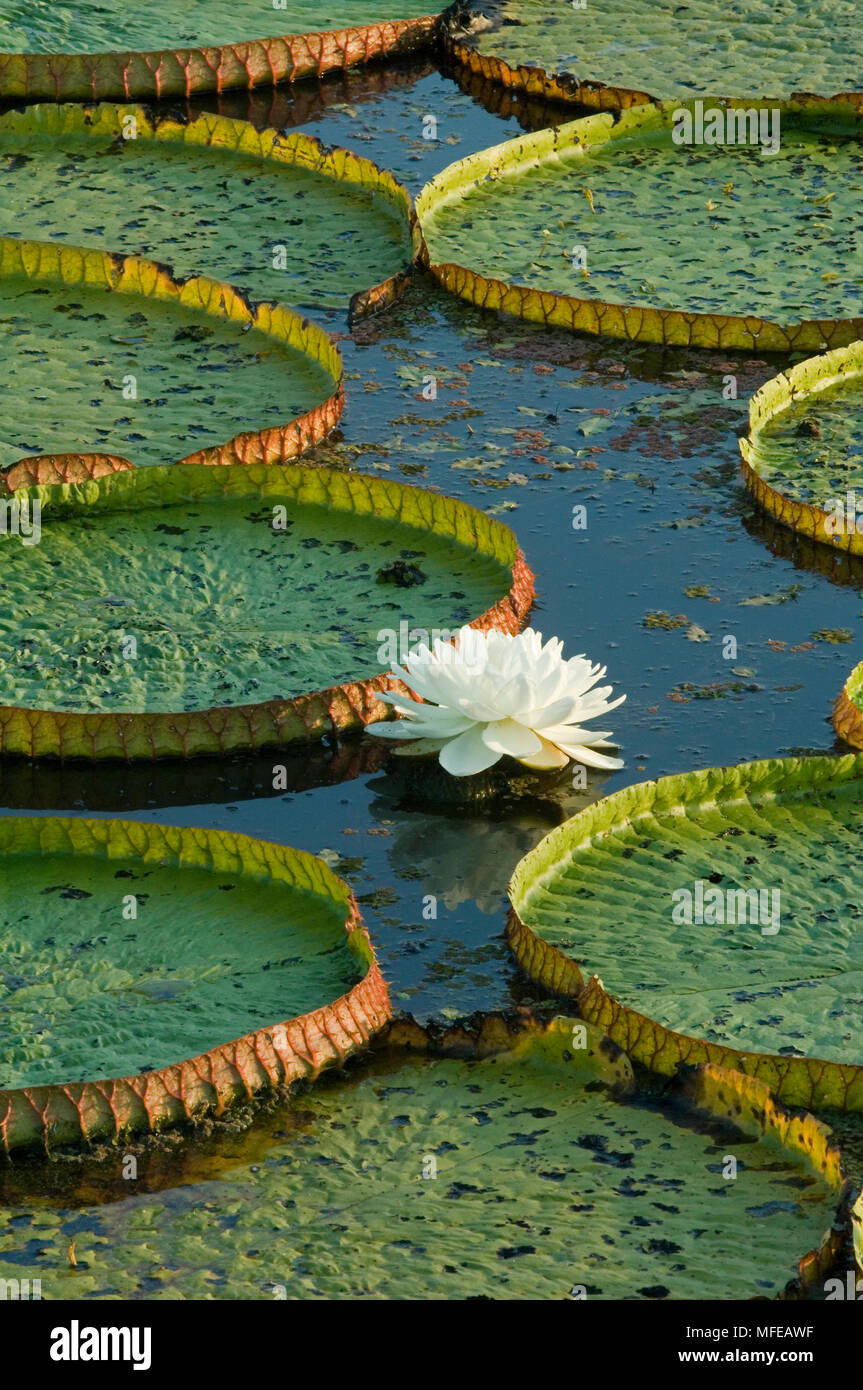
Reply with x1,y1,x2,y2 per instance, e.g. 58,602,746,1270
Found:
0,1017,848,1298
0,815,390,1153
0,237,342,471
757,389,863,504
1,828,351,1089
418,103,863,350
0,3,439,103
741,341,863,555
0,106,417,316
446,0,863,107
508,753,863,1111
0,461,532,759
0,276,333,469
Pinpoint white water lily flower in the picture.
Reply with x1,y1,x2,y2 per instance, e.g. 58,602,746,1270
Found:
371,626,626,778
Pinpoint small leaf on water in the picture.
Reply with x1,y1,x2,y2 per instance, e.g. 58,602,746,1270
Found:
739,584,804,606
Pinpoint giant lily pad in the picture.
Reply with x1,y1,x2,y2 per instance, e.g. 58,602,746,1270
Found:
0,1015,851,1297
0,461,533,759
508,753,863,1112
443,0,863,111
740,341,863,554
0,105,420,319
0,238,342,473
0,3,439,104
417,102,863,351
0,815,389,1154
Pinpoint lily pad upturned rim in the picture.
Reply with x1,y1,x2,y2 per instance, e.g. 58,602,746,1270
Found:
834,660,863,751
0,460,535,761
0,234,344,475
0,102,426,325
416,99,863,352
439,0,657,116
379,1010,854,1299
0,13,441,105
0,815,390,1156
740,340,863,554
507,751,863,1113
439,0,863,114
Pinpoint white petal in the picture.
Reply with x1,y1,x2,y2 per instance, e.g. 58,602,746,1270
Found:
536,722,615,745
454,694,505,723
392,738,448,757
480,718,543,758
377,693,427,716
387,664,442,704
378,696,475,733
518,695,575,729
369,720,426,740
438,725,502,777
416,663,481,710
490,672,533,719
553,741,624,770
407,719,477,740
386,719,477,744
516,737,570,770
